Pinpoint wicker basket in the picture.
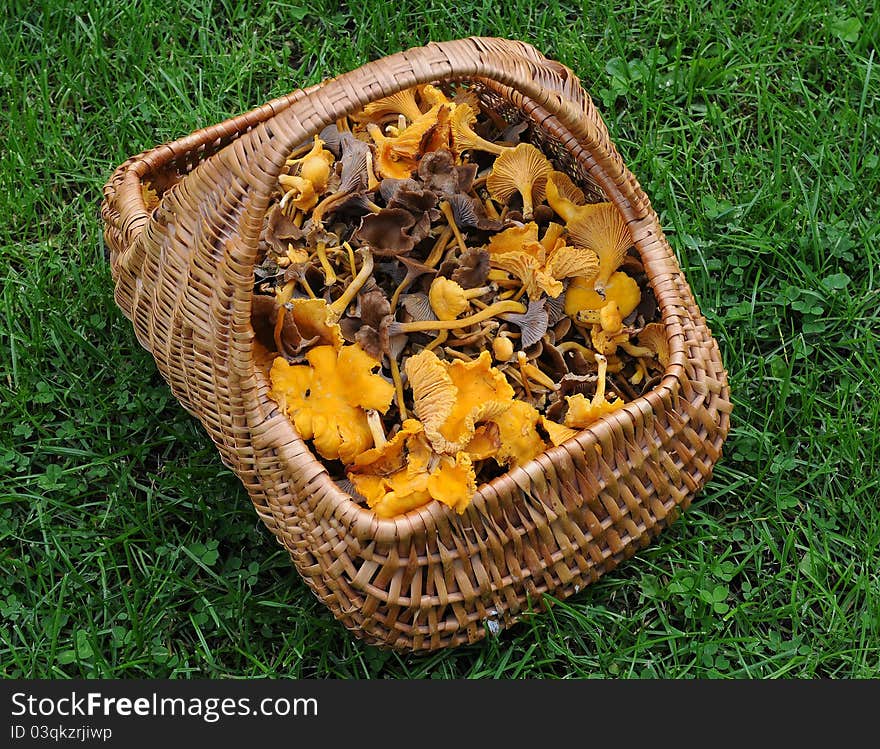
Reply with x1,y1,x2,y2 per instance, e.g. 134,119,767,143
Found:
101,37,731,652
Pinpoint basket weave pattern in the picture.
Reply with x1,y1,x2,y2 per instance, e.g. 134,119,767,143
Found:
101,37,731,651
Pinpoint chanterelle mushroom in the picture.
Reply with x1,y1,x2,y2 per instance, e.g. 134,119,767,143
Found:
268,343,395,463
563,353,625,428
487,143,552,220
405,349,514,455
565,270,641,325
347,419,477,518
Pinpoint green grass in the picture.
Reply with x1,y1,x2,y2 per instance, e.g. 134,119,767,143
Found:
1,0,878,678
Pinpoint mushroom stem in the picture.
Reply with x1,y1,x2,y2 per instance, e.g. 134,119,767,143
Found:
389,300,525,334
556,340,597,361
311,189,347,225
365,409,387,448
329,249,374,319
520,185,535,221
272,303,286,353
517,351,559,392
620,341,655,359
424,226,453,268
293,210,305,228
438,200,468,255
463,285,492,300
483,196,500,220
283,141,314,164
541,222,564,251
594,354,610,403
299,275,317,300
315,241,337,286
424,329,448,352
389,355,408,421
343,241,357,278
516,352,533,399
275,280,296,306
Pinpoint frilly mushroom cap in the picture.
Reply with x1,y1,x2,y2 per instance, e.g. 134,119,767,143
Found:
547,170,586,207
544,245,600,285
564,271,641,320
590,324,630,356
264,203,305,256
464,421,501,461
268,343,395,463
492,399,547,468
563,390,625,428
381,179,440,218
449,102,506,157
636,322,670,368
400,293,438,322
450,246,491,289
352,207,418,256
486,143,553,219
386,104,450,160
350,418,424,475
404,348,457,451
336,132,375,193
446,193,502,232
368,124,418,180
544,292,567,326
278,175,318,212
428,277,470,320
405,349,515,455
351,288,393,360
288,298,345,349
489,249,561,299
349,433,477,517
564,202,633,289
540,416,579,447
350,88,424,125
417,148,477,195
486,222,540,255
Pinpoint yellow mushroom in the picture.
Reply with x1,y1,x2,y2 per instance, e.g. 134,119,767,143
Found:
279,135,335,213
540,417,579,447
423,277,490,351
486,143,552,220
492,334,515,362
284,248,375,349
428,277,490,320
546,171,586,207
487,221,598,300
620,322,670,383
565,271,641,324
278,175,318,213
563,354,626,428
405,349,515,455
491,399,547,468
268,343,395,464
350,88,424,125
449,102,507,157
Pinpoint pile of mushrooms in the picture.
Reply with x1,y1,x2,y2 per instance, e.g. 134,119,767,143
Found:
245,83,667,518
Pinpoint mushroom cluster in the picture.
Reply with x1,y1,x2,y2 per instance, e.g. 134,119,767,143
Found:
246,83,666,518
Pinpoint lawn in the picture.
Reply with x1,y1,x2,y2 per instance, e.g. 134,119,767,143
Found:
1,0,878,678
